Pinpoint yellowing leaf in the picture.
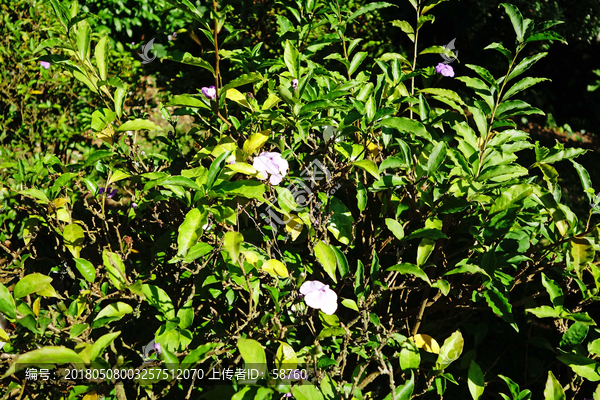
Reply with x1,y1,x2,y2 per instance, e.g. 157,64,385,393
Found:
33,297,41,317
0,328,10,343
242,250,259,265
285,215,304,241
262,94,281,110
51,198,68,208
411,334,440,354
262,259,289,278
243,130,270,156
83,391,98,400
367,141,380,157
108,169,131,185
226,162,258,175
97,124,115,145
275,342,297,370
226,88,252,109
210,136,238,157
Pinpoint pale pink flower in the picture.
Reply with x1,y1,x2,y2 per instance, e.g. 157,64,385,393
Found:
253,152,289,185
201,86,217,100
300,280,338,315
40,61,51,69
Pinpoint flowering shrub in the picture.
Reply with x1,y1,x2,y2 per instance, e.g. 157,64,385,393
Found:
2,1,600,400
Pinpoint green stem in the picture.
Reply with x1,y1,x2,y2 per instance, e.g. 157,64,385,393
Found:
474,43,524,179
410,2,421,119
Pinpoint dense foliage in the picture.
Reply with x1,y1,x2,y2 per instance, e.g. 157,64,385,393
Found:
2,0,600,400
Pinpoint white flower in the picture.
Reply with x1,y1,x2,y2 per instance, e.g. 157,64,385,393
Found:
252,152,289,185
299,280,338,315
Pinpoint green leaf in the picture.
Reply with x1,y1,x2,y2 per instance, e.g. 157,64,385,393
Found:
419,88,466,107
422,0,450,14
212,180,266,202
385,218,405,240
2,346,84,378
143,284,175,319
500,3,524,42
419,46,457,61
293,383,325,400
76,21,91,61
69,324,88,339
0,283,16,319
383,371,414,400
484,289,518,332
73,258,96,283
391,20,414,42
444,264,491,280
275,342,298,370
468,360,485,400
435,331,464,370
20,188,49,204
387,263,430,285
526,305,561,319
557,354,600,381
183,242,214,264
220,72,263,95
348,2,393,23
357,182,367,212
544,371,565,400
223,231,243,264
341,299,359,312
405,228,447,241
327,197,354,245
317,327,345,340
63,223,85,258
90,332,121,361
571,160,593,203
166,94,211,109
466,64,498,91
14,273,52,299
176,208,205,258
416,238,435,267
541,273,564,308
353,159,380,180
237,337,267,365
162,50,215,76
349,51,368,76
314,241,337,283
177,300,195,330
206,151,232,190
400,340,421,370
284,40,300,78
379,117,431,141
102,250,127,290
484,42,513,61
331,246,349,278
560,322,589,348
569,238,594,280
95,36,108,81
503,77,549,101
432,279,450,296
507,53,547,83
490,184,533,214
427,142,447,173
92,302,133,328
117,119,159,132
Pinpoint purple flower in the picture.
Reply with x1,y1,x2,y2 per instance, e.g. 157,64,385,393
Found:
98,188,105,195
252,152,289,185
435,63,454,78
168,35,173,42
40,61,51,69
154,342,162,354
291,79,299,90
132,202,138,209
173,32,177,38
201,86,217,100
299,280,338,315
108,189,117,198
